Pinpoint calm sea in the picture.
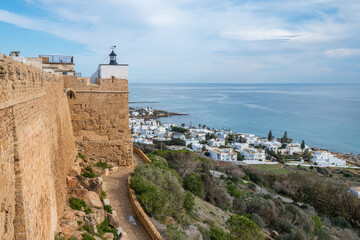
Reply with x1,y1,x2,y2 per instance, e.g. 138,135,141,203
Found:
129,83,360,154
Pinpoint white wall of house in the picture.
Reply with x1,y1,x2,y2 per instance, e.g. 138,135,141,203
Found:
91,64,128,82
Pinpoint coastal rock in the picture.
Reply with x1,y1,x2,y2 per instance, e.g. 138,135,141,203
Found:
108,212,121,227
60,224,73,239
66,175,77,189
84,213,98,226
72,189,88,200
84,191,103,208
103,232,114,240
75,210,86,217
94,209,106,224
69,166,82,176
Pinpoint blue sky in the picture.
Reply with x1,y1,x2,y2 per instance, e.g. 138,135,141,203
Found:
0,0,360,83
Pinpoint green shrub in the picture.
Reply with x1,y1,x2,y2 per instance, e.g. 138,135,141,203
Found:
332,216,351,228
183,191,195,212
251,213,266,228
226,215,264,240
208,226,231,240
171,126,188,133
84,207,93,214
78,152,86,160
83,224,91,233
316,228,333,240
97,218,117,237
81,234,95,240
311,215,323,233
69,197,87,211
165,224,189,240
81,166,96,178
226,183,241,198
104,205,112,214
95,162,112,169
131,162,185,219
183,173,205,199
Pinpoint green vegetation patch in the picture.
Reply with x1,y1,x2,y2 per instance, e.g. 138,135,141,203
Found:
81,166,96,178
95,161,112,169
69,197,87,211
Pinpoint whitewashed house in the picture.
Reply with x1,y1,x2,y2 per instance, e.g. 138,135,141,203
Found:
310,151,346,166
234,143,249,150
263,141,281,152
209,148,237,161
239,148,266,161
209,138,226,147
286,143,303,155
192,143,203,152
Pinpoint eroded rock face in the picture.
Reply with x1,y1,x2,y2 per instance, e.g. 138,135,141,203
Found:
107,212,121,228
60,224,73,239
84,213,98,226
103,232,114,240
84,191,103,209
93,209,106,224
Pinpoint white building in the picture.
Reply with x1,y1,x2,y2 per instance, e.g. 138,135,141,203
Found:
234,142,249,150
242,134,258,144
349,187,360,198
263,141,281,152
90,49,128,82
215,130,229,139
239,148,266,161
310,151,346,166
209,148,237,161
133,138,153,145
209,138,226,147
286,143,303,155
192,143,203,152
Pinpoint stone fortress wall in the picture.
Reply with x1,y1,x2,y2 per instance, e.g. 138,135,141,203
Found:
0,54,77,240
64,75,133,167
0,53,132,239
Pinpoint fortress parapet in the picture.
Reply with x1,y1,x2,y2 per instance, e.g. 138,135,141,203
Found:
63,49,132,166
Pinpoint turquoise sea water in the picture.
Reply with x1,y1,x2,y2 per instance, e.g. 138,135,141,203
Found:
129,83,360,154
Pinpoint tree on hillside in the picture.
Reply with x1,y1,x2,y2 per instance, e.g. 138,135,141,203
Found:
226,215,264,240
181,123,185,127
301,140,306,150
268,130,274,141
280,131,292,144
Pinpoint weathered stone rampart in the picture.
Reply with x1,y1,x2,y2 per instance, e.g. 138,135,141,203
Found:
0,54,77,239
64,75,133,166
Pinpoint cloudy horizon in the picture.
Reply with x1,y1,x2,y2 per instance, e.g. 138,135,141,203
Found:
0,0,360,83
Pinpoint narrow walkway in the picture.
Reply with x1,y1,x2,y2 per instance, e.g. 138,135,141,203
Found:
103,153,151,240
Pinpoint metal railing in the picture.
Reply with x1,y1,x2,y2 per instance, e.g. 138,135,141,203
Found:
41,55,73,64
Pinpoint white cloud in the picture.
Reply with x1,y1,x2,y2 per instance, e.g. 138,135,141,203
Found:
0,0,359,82
325,48,360,57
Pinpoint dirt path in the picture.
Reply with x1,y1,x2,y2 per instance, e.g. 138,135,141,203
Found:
103,153,151,240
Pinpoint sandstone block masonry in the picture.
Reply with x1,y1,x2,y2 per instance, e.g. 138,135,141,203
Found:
64,76,133,167
0,54,132,239
0,54,77,240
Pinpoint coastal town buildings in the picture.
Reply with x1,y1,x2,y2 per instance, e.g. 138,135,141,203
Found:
10,51,76,75
129,113,348,168
209,148,237,161
209,138,226,147
310,151,346,166
239,148,266,161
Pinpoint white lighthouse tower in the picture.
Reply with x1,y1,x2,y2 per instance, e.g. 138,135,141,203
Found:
90,46,128,82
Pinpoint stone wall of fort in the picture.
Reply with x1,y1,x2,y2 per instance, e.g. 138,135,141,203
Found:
0,54,77,239
64,76,133,166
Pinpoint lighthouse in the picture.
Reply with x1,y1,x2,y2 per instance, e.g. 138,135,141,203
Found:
90,46,128,82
